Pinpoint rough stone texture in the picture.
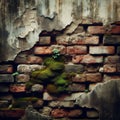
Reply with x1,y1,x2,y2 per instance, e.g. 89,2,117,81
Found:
89,46,115,55
72,55,103,64
31,84,44,92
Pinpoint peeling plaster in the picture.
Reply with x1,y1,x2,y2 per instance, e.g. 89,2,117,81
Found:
0,0,120,61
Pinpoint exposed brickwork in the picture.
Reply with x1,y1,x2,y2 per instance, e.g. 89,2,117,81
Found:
89,46,115,55
0,22,120,119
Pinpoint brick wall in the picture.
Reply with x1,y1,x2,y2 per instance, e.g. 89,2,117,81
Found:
0,22,120,119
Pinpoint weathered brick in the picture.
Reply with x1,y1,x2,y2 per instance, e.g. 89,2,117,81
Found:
89,46,115,54
51,109,68,118
104,55,120,64
34,46,52,55
0,109,25,118
86,73,102,82
103,35,120,45
10,84,26,92
67,46,87,55
65,64,85,74
72,74,86,82
0,74,14,83
107,25,120,34
39,36,51,45
27,55,43,64
49,101,74,108
72,26,84,34
117,63,120,72
0,65,13,73
17,64,44,73
16,74,30,82
117,46,120,54
103,64,116,73
103,74,120,82
86,109,99,118
50,45,66,54
85,64,100,72
88,26,106,34
68,109,83,117
72,55,103,64
57,35,99,45
68,83,86,92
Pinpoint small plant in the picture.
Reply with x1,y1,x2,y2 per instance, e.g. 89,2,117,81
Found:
52,48,60,59
12,72,19,76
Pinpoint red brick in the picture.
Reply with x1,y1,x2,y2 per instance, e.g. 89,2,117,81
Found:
85,64,100,72
27,55,43,64
72,55,103,64
67,46,87,55
117,63,120,72
103,64,116,73
104,55,120,64
88,26,106,34
0,65,13,73
72,74,86,82
57,35,99,45
51,109,68,118
68,109,83,117
72,36,99,45
50,45,66,54
89,46,115,55
34,46,52,55
86,73,102,82
39,36,51,45
107,25,120,34
0,109,25,118
10,84,26,92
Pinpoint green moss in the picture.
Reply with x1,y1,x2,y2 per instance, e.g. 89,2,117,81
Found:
49,62,64,71
44,57,55,66
54,77,68,86
46,84,58,94
25,82,34,91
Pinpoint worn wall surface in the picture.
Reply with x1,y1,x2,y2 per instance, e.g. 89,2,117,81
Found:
0,0,120,61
